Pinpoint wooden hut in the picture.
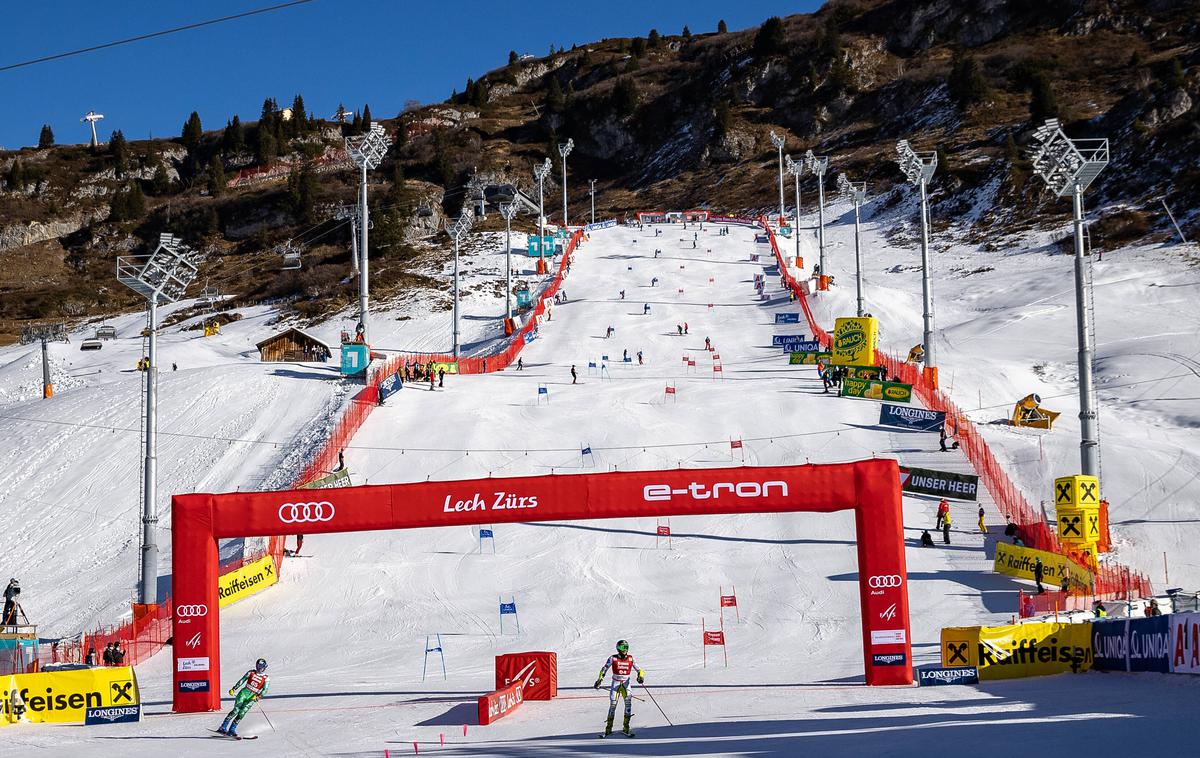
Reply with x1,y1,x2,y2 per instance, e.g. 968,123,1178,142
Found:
255,328,332,363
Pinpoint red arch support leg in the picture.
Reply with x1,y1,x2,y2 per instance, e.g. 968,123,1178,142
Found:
171,459,912,711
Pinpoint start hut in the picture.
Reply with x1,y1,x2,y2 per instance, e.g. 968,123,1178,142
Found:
255,328,332,363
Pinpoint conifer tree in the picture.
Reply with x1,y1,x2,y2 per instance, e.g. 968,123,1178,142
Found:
182,111,203,150
38,124,54,148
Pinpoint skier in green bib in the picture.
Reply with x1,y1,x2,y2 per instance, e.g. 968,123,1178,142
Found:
594,639,644,737
218,658,270,737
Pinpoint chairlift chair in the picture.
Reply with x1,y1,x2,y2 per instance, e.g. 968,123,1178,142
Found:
281,246,302,271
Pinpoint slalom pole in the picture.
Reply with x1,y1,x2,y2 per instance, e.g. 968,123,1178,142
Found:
641,683,673,727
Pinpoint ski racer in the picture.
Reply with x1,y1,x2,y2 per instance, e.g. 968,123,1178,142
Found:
594,639,644,737
218,658,270,737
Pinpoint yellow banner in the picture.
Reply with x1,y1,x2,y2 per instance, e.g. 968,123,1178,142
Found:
941,622,1092,680
830,317,877,366
993,541,1093,592
218,553,278,609
430,361,459,375
2,667,140,725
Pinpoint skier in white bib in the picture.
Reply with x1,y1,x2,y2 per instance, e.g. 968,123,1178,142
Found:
593,639,644,737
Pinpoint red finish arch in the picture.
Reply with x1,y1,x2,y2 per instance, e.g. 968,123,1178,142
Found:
171,459,913,712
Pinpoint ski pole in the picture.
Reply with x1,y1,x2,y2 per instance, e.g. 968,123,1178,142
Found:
259,703,277,733
641,684,673,726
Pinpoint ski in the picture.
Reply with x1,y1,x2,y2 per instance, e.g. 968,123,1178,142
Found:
210,730,259,740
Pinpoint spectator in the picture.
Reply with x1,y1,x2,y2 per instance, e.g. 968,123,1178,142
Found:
1093,601,1108,619
704,337,712,351
571,365,578,384
103,643,115,666
1004,517,1018,538
438,368,446,388
85,647,97,666
920,530,935,547
516,358,524,371
1146,599,1162,617
338,450,345,471
643,304,651,315
935,500,949,530
172,362,178,371
637,351,643,365
3,578,19,626
1034,558,1045,594
939,427,950,452
684,323,689,335
429,372,435,391
977,506,987,534
677,325,683,336
623,349,629,362
112,642,126,665
942,511,952,544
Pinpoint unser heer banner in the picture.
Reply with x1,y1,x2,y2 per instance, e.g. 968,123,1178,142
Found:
1,667,140,726
899,466,979,501
217,554,278,609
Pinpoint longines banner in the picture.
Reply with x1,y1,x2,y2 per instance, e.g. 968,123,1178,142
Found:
880,404,945,432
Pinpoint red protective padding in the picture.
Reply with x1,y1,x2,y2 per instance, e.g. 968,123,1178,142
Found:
171,460,913,711
478,678,525,725
495,652,557,701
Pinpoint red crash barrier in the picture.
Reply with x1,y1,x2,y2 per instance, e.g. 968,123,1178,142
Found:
478,677,525,725
496,652,557,701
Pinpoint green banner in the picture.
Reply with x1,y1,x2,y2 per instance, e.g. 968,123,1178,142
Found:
840,378,913,403
843,366,885,380
789,351,833,365
297,468,351,490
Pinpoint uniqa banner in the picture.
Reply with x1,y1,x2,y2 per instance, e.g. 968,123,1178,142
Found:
1170,612,1200,675
879,404,945,431
830,317,878,367
217,553,278,609
840,378,913,404
941,622,1092,680
899,466,979,502
772,334,807,346
1,667,140,726
992,542,1094,592
1092,616,1171,673
789,351,832,365
782,340,823,353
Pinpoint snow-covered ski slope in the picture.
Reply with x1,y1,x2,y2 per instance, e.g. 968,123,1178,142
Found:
8,221,1195,757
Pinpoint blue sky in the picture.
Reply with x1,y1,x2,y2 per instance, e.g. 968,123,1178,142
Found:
0,1,822,150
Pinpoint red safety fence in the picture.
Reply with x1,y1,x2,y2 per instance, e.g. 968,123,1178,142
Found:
759,216,1153,602
43,229,590,670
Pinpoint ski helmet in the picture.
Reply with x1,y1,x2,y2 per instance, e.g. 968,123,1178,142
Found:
255,658,268,673
615,640,629,655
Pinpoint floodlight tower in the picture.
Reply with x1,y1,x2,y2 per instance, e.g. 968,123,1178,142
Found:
1028,118,1110,476
445,209,476,357
895,139,939,385
784,155,804,265
769,131,787,225
117,233,204,603
345,122,391,341
589,179,597,225
837,173,869,317
558,138,574,227
500,202,519,319
82,111,104,148
534,158,552,244
804,150,830,280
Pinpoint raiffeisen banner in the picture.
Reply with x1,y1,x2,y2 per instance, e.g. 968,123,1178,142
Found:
217,553,278,609
1,667,140,726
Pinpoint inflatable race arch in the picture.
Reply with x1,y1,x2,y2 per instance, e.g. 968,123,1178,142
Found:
171,459,913,712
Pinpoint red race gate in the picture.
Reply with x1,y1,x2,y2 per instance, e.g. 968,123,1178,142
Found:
170,460,913,712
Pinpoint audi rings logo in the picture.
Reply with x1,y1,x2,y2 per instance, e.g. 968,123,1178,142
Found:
868,575,903,589
278,501,335,524
177,604,208,618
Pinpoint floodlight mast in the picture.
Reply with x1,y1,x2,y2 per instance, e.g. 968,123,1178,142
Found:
535,158,551,244
770,131,787,225
500,202,519,319
784,155,804,268
345,123,391,342
895,139,939,385
805,150,830,282
838,173,868,317
589,179,597,225
1028,118,1109,475
116,233,203,604
558,139,574,227
446,210,476,357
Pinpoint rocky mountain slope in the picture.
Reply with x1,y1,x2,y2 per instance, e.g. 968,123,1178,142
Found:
0,0,1197,336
